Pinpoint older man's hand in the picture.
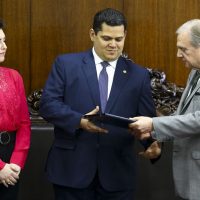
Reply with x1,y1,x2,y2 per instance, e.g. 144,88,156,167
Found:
129,116,153,140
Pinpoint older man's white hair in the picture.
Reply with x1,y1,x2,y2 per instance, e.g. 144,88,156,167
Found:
176,19,200,48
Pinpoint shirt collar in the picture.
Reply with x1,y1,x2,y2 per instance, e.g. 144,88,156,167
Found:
92,48,117,69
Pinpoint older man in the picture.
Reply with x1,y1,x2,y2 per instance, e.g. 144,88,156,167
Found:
129,19,200,200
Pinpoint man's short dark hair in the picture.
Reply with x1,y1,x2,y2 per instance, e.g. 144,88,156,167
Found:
93,8,127,34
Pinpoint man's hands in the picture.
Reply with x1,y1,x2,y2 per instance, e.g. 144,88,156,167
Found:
0,163,21,187
81,110,161,159
140,141,161,159
80,106,108,134
129,116,162,159
129,116,153,140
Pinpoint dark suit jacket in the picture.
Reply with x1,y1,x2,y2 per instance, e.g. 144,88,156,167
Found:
39,50,156,191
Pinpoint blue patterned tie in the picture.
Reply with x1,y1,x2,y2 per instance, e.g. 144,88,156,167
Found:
99,61,109,113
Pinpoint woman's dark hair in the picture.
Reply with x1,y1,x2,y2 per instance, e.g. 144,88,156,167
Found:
93,8,127,34
0,19,4,29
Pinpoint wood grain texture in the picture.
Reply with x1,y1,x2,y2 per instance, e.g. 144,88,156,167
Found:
1,0,200,94
30,0,123,91
0,0,31,93
124,0,200,86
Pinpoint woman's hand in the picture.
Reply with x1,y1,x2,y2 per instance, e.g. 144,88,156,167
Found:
0,163,20,187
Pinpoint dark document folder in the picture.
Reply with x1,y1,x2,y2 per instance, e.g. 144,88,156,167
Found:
84,113,135,128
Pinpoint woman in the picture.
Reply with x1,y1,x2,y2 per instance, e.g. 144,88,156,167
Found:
0,20,31,199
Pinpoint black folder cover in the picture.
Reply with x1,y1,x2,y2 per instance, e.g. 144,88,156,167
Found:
84,113,159,164
84,113,135,128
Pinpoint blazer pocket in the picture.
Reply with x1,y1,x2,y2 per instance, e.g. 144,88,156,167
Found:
191,151,200,160
54,138,76,150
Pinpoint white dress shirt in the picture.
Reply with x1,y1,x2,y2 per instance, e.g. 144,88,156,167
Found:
92,48,117,100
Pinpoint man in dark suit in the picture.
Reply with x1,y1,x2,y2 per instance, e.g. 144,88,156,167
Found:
39,8,158,200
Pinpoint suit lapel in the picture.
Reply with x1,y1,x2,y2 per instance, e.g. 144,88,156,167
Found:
81,53,130,112
180,70,197,113
105,57,130,113
81,51,101,107
177,81,191,114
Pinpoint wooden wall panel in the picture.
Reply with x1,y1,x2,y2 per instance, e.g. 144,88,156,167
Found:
0,0,31,93
30,0,123,92
124,0,200,86
0,0,200,94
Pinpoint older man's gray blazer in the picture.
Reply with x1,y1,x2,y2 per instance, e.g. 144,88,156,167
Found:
152,69,200,200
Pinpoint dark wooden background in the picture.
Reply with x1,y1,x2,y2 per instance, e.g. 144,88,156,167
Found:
0,0,200,95
0,1,198,199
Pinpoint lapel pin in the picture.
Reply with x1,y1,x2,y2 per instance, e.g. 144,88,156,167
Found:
123,70,127,74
